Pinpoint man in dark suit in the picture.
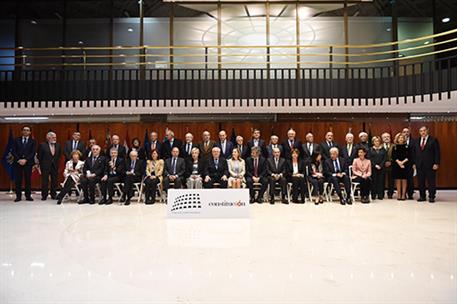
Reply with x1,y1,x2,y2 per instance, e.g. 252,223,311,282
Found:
320,131,339,160
107,134,127,159
182,132,198,160
64,131,86,162
324,147,352,205
83,138,97,159
340,133,357,166
12,126,37,202
122,150,144,205
163,147,186,192
100,148,125,205
199,130,216,161
281,128,303,160
145,131,163,160
235,135,249,160
37,131,62,200
162,129,182,160
402,127,415,199
413,126,440,203
302,132,320,164
381,132,395,199
204,147,229,188
247,128,267,159
79,145,106,204
245,146,268,204
215,130,234,159
266,135,283,158
266,147,288,204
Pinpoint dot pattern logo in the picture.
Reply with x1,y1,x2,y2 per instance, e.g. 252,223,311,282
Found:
171,193,202,212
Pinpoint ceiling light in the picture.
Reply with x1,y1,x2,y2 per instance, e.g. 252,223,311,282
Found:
128,28,134,32
4,116,49,121
442,17,450,23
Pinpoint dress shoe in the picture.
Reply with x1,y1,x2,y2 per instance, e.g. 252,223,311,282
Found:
387,195,393,199
145,200,154,205
57,199,62,205
25,197,33,201
340,198,346,205
99,199,106,205
258,198,263,204
105,198,113,205
347,198,353,205
124,200,131,206
249,198,255,204
89,200,96,205
407,196,414,200
119,196,126,203
14,197,21,202
428,198,435,203
417,197,426,202
269,199,275,205
51,195,57,200
282,198,288,204
78,199,89,204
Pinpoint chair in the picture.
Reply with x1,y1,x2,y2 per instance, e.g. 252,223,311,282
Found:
348,165,360,202
59,182,81,203
305,166,314,202
323,181,348,203
253,182,268,201
114,180,144,204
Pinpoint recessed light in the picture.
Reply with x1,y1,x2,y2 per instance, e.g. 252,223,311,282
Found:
30,19,37,25
442,17,450,23
424,41,430,45
128,28,134,32
386,28,391,32
4,116,49,121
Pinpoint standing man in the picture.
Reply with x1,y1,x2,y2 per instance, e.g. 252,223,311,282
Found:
402,127,415,199
247,129,267,159
37,131,62,200
381,132,395,199
199,130,216,161
320,131,339,160
162,129,182,160
216,130,234,159
12,126,37,202
64,131,86,162
145,131,162,159
340,133,357,166
235,135,249,160
107,134,127,159
182,132,198,160
413,126,440,203
281,128,302,160
302,132,320,164
266,135,283,158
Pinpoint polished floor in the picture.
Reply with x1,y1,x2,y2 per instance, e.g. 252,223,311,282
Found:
1,190,456,304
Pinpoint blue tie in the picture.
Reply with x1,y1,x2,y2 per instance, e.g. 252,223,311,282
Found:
172,158,176,174
334,160,340,172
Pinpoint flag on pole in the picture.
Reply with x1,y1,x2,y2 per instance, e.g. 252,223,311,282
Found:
123,128,130,151
230,128,237,146
105,128,111,150
143,128,149,150
1,129,15,181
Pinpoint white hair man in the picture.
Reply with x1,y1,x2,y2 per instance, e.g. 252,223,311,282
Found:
37,131,62,201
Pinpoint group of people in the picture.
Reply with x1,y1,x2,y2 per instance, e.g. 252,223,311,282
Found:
11,125,440,205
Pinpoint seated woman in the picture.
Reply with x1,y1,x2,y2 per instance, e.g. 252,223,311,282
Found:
227,148,246,188
286,148,307,203
186,147,205,189
307,152,325,205
351,147,372,203
144,149,164,204
56,150,85,204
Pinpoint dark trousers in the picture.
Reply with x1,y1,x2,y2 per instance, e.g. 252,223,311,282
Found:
406,166,414,198
385,168,394,197
80,176,101,202
268,176,287,198
353,176,371,197
124,174,142,199
164,176,183,192
144,177,159,200
14,164,33,199
328,175,351,199
417,166,437,199
308,176,324,196
290,176,307,200
246,176,268,199
371,168,385,198
203,177,228,188
41,166,59,199
100,176,122,199
57,178,76,201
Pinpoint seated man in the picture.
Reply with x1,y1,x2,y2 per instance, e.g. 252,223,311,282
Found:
122,150,144,205
163,147,186,192
100,148,125,205
79,145,106,204
324,147,352,205
266,147,287,204
203,147,228,188
245,146,268,204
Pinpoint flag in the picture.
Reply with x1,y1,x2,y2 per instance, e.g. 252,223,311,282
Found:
1,129,15,181
143,128,149,149
230,128,237,146
368,124,373,147
105,128,111,150
123,128,130,151
88,129,93,140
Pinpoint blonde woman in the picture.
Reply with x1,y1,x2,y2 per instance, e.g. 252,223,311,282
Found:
144,149,164,204
185,147,205,189
392,133,411,201
227,148,246,188
56,150,84,204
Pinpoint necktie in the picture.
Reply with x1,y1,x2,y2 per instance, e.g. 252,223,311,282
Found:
289,140,293,149
348,144,352,155
275,159,279,170
222,142,225,154
328,141,332,148
172,158,176,174
23,137,27,145
420,137,426,150
50,144,55,156
131,161,135,171
254,158,258,177
170,140,173,147
215,159,218,169
92,157,96,167
72,141,76,150
334,160,340,172
151,142,156,150
308,143,312,155
187,143,191,155
254,140,258,147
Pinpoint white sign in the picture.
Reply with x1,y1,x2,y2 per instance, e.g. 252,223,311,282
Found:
166,189,250,218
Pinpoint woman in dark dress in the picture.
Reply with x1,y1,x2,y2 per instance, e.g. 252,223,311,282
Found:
307,152,325,205
369,136,386,200
392,133,411,200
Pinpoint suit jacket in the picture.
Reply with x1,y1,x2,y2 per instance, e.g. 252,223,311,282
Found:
181,142,199,160
63,160,85,184
266,144,284,159
125,158,144,178
227,159,246,178
105,157,126,178
215,141,234,159
302,142,321,161
37,142,62,171
164,157,186,178
145,140,163,160
340,144,358,165
324,157,349,178
320,141,340,159
204,157,229,179
64,140,86,161
198,140,216,160
266,157,287,176
247,139,268,159
83,155,106,178
12,137,37,166
145,159,164,185
285,159,307,178
281,139,303,160
234,144,249,160
185,158,206,178
128,147,146,160
245,157,268,179
162,139,183,160
107,144,127,159
413,136,440,170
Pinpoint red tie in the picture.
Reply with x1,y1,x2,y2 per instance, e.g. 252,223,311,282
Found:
420,137,426,150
